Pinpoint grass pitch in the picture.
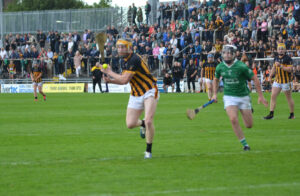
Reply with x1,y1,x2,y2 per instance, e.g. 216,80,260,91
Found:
0,92,299,195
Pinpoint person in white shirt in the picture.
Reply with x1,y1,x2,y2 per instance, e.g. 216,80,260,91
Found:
47,48,53,59
0,47,7,59
169,34,178,48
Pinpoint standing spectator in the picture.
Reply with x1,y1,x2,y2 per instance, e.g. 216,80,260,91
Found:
128,6,133,26
145,1,151,25
152,43,160,70
91,62,105,93
7,60,16,80
54,31,61,54
163,73,173,93
132,3,137,25
184,59,197,93
215,16,224,41
172,61,183,92
47,48,53,59
37,30,46,49
261,18,268,43
73,51,82,78
66,49,74,73
83,29,88,44
53,52,59,76
244,0,253,16
137,7,143,27
73,31,81,53
49,31,55,52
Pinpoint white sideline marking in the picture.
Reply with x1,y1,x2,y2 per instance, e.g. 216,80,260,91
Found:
109,182,300,196
1,149,300,166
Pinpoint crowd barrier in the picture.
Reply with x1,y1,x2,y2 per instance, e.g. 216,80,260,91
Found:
0,80,186,93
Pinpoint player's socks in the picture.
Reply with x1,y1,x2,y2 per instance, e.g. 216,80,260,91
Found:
240,138,249,150
140,120,146,139
34,97,38,101
288,112,294,119
146,143,152,153
141,119,145,128
264,111,274,120
43,95,46,101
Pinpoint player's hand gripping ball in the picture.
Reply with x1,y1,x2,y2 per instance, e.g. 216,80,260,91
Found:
102,64,108,69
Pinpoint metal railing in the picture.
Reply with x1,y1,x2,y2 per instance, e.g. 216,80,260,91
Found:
0,7,123,35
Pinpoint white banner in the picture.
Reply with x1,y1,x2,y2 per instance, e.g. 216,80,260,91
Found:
1,84,34,93
87,83,131,93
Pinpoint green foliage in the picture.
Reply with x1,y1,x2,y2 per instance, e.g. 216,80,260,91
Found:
4,0,112,12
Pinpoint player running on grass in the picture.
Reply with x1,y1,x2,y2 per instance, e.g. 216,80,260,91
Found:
31,61,46,101
212,45,268,151
101,39,159,159
264,43,295,120
201,53,218,100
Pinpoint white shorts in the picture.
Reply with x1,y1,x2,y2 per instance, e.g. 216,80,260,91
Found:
205,78,213,83
272,82,292,91
128,88,160,110
223,95,252,110
33,82,43,87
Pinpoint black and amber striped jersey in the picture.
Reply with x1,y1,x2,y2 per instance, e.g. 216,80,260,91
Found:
203,61,217,80
91,66,102,79
274,54,293,84
123,53,157,97
32,66,42,83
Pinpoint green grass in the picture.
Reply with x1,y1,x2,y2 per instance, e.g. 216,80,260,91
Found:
0,92,299,195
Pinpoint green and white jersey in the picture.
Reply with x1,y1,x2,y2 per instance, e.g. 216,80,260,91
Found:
215,60,254,97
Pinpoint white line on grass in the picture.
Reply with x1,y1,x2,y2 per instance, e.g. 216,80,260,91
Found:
108,182,300,195
1,149,300,166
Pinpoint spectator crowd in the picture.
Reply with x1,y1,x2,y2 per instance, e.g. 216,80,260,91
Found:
0,0,300,92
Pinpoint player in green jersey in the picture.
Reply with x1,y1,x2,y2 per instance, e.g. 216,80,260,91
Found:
212,45,268,151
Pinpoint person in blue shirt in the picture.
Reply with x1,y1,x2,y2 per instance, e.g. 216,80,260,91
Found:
244,0,252,15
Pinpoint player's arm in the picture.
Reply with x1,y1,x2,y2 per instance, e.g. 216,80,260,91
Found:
103,70,133,85
30,72,35,81
251,75,268,107
269,64,276,79
35,72,43,81
280,64,293,72
191,68,197,78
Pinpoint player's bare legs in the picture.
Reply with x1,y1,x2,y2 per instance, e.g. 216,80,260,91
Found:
226,106,245,140
284,90,295,119
126,108,143,129
265,87,281,119
38,86,46,101
240,109,253,128
270,87,281,111
226,106,250,150
206,81,213,100
144,97,157,144
33,84,38,99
